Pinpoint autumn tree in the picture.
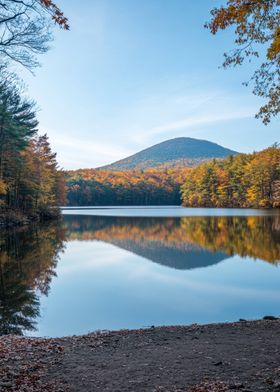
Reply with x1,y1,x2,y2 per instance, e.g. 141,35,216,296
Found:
65,168,190,207
0,1,67,224
207,0,280,123
0,76,38,208
28,134,62,209
0,75,65,220
181,145,280,208
0,0,68,69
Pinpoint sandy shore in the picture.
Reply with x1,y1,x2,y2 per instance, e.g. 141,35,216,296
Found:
1,319,280,391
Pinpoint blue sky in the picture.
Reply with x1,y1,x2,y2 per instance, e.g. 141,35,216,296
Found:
19,0,279,169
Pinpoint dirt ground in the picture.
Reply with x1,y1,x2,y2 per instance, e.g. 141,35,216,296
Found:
1,319,280,391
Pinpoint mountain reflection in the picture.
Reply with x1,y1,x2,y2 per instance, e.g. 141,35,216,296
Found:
0,223,65,335
64,214,280,266
1,213,279,336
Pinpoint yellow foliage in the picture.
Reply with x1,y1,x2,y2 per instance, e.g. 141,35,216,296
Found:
0,180,7,195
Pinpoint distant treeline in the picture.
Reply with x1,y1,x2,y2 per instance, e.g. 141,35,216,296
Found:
66,146,280,208
66,168,191,206
181,145,280,208
0,76,65,224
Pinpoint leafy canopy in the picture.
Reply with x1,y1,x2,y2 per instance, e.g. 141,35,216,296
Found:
206,0,280,124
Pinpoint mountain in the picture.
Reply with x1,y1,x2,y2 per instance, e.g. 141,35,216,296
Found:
98,137,238,171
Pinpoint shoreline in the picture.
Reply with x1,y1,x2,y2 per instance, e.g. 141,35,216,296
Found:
1,318,280,391
0,208,61,228
1,206,278,227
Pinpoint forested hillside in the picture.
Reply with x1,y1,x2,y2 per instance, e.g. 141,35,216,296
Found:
99,137,238,171
0,77,65,225
66,146,280,208
181,145,280,208
66,168,190,206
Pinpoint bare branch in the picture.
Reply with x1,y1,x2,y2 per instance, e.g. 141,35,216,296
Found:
0,0,68,70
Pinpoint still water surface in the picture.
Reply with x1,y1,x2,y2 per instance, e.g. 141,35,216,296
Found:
0,207,279,337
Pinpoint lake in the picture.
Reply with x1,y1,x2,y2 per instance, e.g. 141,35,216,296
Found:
0,207,279,337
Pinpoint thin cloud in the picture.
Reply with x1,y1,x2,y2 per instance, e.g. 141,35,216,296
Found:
41,86,260,169
43,132,133,169
148,109,253,135
114,88,257,147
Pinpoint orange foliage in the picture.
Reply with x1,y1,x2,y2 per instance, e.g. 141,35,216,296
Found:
66,167,191,206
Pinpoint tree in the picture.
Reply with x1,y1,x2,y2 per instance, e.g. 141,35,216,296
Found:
0,0,68,69
0,76,38,208
65,167,190,207
181,145,280,208
29,134,59,208
207,0,280,124
0,76,65,219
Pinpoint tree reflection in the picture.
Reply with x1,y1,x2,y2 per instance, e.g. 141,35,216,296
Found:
0,223,65,335
180,215,280,263
64,213,280,267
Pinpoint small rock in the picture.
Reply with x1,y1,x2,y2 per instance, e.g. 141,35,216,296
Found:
229,383,244,389
263,316,278,320
0,382,12,388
